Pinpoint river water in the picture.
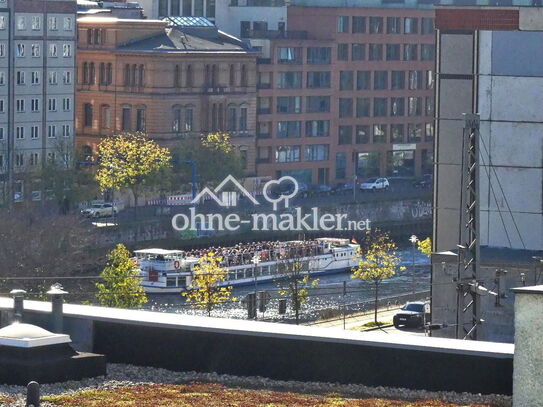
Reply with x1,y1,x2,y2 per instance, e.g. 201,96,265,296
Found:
145,249,431,321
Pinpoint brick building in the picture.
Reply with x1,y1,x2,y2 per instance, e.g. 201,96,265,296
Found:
0,0,77,205
252,4,435,185
76,16,258,175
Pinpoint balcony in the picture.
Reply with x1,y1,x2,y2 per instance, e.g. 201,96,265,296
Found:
230,0,285,6
244,30,308,40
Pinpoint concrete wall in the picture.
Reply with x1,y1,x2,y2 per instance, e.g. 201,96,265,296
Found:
0,297,514,395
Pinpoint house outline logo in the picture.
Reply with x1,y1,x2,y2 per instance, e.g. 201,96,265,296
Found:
191,174,260,207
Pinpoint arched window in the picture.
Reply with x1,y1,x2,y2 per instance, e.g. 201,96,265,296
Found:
83,62,89,84
239,103,248,131
186,64,193,87
240,64,247,87
101,104,111,129
184,105,193,132
138,64,145,87
124,64,130,86
84,103,93,127
227,104,237,131
82,145,93,162
89,62,95,85
136,105,146,131
229,64,235,86
106,63,113,85
121,105,131,131
172,105,182,133
131,64,137,86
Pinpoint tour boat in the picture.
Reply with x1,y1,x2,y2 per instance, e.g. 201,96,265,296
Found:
135,238,360,294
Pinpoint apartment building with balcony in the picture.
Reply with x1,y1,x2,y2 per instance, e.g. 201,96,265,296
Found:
0,0,77,205
253,3,435,185
76,16,258,174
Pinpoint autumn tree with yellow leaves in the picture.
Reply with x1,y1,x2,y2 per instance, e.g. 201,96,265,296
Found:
417,237,432,257
352,231,405,323
182,252,234,316
95,132,171,212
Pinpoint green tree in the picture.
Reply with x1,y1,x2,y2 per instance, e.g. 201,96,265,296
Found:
417,237,432,257
172,132,244,188
278,257,319,325
95,132,171,212
352,231,404,323
96,244,147,308
182,252,234,316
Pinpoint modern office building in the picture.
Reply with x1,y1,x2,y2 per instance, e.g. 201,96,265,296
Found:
138,0,217,21
431,6,543,342
76,16,258,175
253,3,435,185
0,0,77,205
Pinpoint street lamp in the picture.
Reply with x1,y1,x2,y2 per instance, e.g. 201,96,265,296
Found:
409,234,418,295
252,254,261,320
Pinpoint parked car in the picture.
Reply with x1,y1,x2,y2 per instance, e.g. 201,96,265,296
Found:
360,177,390,191
332,182,355,194
81,203,118,218
393,301,430,328
308,184,332,197
413,174,433,189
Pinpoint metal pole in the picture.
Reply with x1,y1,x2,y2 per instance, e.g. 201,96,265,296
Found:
343,281,346,330
412,241,416,295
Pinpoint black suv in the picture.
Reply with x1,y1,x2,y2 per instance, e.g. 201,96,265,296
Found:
393,301,429,328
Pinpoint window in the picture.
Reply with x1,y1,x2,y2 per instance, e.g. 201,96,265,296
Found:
276,72,302,89
31,71,40,84
16,99,25,112
421,18,434,35
49,44,57,57
339,71,353,90
64,17,73,31
15,154,24,167
386,44,400,60
337,16,349,33
337,44,349,61
0,72,4,85
306,120,329,137
0,128,3,140
339,98,352,118
305,145,329,161
32,16,41,30
31,98,39,112
84,103,93,127
16,71,25,85
425,122,434,141
336,153,347,179
373,124,387,143
338,126,352,145
31,126,39,139
277,121,301,138
31,44,40,57
184,106,193,131
158,0,168,17
48,98,56,111
374,71,388,90
239,106,247,131
404,44,418,61
391,98,405,116
277,47,302,64
391,71,405,90
0,99,4,112
421,44,434,61
16,44,24,57
138,65,145,87
408,123,422,142
16,126,24,139
307,47,331,64
172,106,182,133
122,107,131,131
276,146,300,163
352,16,366,33
48,125,57,138
186,65,193,86
62,44,71,57
63,97,71,111
307,71,330,88
426,70,434,89
0,16,5,30
48,16,57,31
306,96,330,113
369,44,382,61
227,106,237,131
101,105,111,129
277,96,301,114
352,44,365,61
29,152,38,166
356,98,370,117
17,16,25,30
408,97,422,116
425,97,434,116
48,71,57,85
373,98,387,117
136,108,146,131
47,152,56,163
0,44,5,57
369,17,383,34
356,125,370,144
404,17,418,34
356,71,371,90
409,70,422,90
390,124,404,143
387,17,401,34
